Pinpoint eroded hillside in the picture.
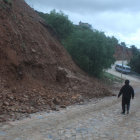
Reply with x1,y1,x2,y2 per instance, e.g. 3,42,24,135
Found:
0,0,112,121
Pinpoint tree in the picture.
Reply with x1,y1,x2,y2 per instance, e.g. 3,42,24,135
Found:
129,54,140,73
38,10,118,77
130,45,139,56
63,26,118,76
37,10,74,40
120,42,126,47
129,45,140,74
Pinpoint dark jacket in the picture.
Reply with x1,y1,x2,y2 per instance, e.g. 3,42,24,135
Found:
118,84,134,100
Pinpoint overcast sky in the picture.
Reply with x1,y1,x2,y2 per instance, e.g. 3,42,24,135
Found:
25,0,140,48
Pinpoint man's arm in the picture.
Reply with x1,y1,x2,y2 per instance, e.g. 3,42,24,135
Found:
118,86,124,98
131,87,134,99
118,91,122,98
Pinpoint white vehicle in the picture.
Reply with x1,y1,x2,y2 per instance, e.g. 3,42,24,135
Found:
115,64,131,74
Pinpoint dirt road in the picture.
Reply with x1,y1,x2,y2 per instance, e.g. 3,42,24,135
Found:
0,83,139,140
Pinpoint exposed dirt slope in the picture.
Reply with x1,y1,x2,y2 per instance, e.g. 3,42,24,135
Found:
114,45,132,60
0,0,112,121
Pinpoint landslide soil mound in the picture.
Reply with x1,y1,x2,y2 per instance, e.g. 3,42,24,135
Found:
0,0,112,122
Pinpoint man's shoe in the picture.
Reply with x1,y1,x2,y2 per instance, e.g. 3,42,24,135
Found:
127,111,129,114
121,112,125,115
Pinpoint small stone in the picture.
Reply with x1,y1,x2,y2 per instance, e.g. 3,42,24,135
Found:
60,105,66,108
31,48,36,53
3,101,9,106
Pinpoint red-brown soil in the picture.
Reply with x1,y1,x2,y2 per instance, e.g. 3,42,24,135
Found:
114,45,132,60
0,0,112,122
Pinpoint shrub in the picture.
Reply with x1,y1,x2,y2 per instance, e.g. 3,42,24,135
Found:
3,0,12,5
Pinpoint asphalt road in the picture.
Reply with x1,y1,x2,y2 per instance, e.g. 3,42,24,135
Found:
107,60,140,84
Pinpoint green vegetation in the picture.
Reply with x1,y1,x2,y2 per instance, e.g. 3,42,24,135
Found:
38,10,74,40
0,0,12,8
37,10,118,77
3,0,12,5
102,72,123,84
63,27,118,76
129,45,140,74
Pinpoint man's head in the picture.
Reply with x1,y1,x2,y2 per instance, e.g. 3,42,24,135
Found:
125,80,130,85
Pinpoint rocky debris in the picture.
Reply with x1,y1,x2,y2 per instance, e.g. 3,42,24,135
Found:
56,67,69,83
0,71,112,122
53,98,61,105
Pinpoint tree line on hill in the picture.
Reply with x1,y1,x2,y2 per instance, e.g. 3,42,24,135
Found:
129,45,140,74
37,10,140,75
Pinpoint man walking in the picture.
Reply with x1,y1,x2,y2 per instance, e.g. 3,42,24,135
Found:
118,80,134,114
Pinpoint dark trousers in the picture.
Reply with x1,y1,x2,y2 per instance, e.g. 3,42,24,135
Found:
122,98,130,113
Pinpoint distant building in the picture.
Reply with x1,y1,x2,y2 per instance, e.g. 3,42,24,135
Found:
79,21,92,29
